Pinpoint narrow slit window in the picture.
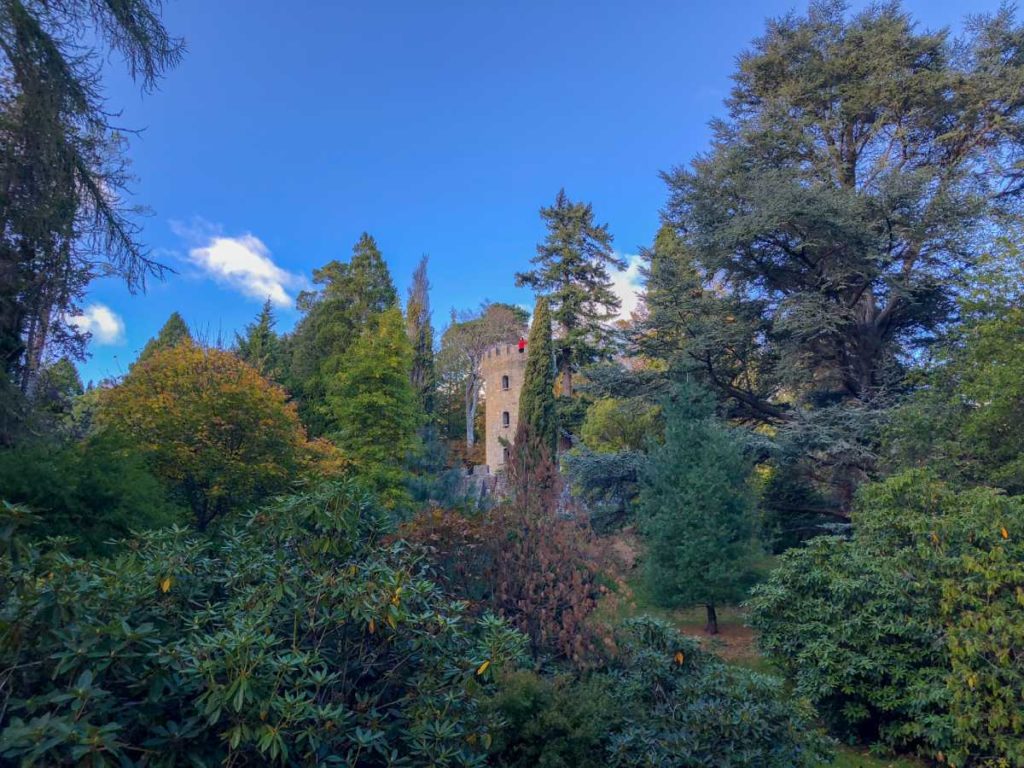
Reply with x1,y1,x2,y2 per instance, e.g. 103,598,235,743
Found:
501,375,509,390
502,411,510,428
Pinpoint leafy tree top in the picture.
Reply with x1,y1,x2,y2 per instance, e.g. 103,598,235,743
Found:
516,189,626,392
290,233,399,435
656,2,1024,415
136,312,191,365
99,341,308,530
328,307,419,507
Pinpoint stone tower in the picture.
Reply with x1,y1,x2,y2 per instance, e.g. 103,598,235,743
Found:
481,339,528,471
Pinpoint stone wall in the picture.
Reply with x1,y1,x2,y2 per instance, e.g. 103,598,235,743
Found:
480,341,528,471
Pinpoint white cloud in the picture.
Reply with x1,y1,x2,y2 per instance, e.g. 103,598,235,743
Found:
186,232,303,307
609,253,644,320
70,303,126,345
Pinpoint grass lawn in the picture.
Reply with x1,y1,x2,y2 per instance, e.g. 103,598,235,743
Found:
831,746,924,767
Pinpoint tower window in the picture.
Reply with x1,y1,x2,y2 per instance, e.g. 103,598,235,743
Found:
502,411,510,428
501,375,509,390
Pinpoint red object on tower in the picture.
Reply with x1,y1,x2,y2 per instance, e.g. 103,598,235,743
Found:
518,337,526,353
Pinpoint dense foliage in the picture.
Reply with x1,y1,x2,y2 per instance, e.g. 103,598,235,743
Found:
645,2,1024,521
329,307,420,507
97,341,310,529
401,500,602,663
489,618,829,768
887,243,1024,495
3,2,1024,765
518,297,558,457
640,383,761,633
288,233,398,436
0,483,527,766
516,189,625,396
749,470,1024,764
0,433,183,554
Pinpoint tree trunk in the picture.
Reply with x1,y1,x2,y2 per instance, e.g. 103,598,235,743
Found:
704,603,719,635
560,365,572,398
465,374,479,447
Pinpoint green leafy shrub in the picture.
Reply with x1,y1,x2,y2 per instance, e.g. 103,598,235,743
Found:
605,618,829,767
0,433,184,555
0,481,526,766
487,670,617,768
488,617,829,767
944,530,1024,766
749,470,1024,763
579,397,659,454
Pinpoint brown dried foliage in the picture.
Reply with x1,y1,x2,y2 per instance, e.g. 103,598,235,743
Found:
402,425,605,663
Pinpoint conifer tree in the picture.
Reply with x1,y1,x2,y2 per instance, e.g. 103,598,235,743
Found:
235,299,281,379
328,308,418,507
136,312,191,365
516,189,625,396
289,233,398,435
518,297,558,458
639,381,760,634
406,255,436,416
650,3,1024,518
0,0,183,392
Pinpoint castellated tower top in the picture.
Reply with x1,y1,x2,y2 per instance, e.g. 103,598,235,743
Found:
481,339,528,471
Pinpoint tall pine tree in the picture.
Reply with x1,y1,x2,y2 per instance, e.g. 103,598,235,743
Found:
234,299,281,380
518,297,558,458
516,189,625,396
639,381,760,634
0,0,183,395
405,255,435,417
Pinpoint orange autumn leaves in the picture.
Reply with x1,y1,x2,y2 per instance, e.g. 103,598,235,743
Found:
98,341,347,529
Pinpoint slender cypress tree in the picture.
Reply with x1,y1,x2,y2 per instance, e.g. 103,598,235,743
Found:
518,297,558,458
406,255,436,417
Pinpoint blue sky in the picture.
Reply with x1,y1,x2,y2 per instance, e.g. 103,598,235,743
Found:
75,0,1002,383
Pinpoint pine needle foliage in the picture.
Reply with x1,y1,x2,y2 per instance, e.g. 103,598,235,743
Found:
639,381,760,634
517,297,558,458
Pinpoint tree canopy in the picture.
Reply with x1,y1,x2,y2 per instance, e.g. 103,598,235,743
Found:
98,342,308,530
646,2,1024,516
0,0,183,395
289,233,398,435
516,189,625,396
